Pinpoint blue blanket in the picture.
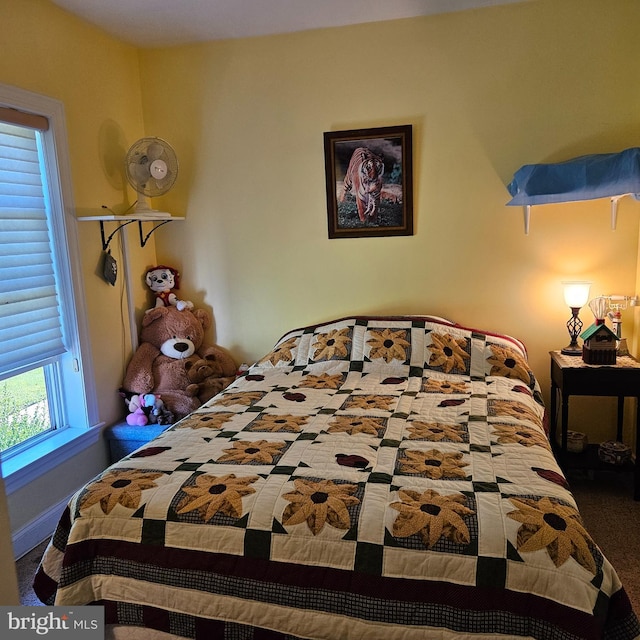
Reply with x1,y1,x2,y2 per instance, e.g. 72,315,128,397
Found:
507,147,640,205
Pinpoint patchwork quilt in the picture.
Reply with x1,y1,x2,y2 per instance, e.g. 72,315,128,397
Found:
34,316,640,640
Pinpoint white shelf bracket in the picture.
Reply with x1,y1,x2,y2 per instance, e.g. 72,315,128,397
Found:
610,196,622,230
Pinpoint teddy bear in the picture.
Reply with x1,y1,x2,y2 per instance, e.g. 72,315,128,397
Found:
185,352,236,405
122,306,236,420
145,265,194,312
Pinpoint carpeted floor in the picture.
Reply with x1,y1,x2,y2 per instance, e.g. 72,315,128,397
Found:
16,538,49,606
567,467,640,613
16,470,640,616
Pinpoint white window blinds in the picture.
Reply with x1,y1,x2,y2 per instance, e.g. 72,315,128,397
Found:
0,120,66,379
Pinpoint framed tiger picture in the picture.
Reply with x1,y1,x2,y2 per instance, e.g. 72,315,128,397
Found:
323,124,413,239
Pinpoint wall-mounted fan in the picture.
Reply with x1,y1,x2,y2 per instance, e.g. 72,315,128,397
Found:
125,137,178,215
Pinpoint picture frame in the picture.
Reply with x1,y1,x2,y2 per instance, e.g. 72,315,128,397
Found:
323,124,413,239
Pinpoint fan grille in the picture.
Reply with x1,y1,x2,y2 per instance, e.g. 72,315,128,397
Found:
125,137,178,197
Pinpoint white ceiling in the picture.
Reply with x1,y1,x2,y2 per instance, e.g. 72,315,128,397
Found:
50,0,531,48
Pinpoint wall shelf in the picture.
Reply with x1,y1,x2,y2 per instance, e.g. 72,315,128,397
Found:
78,212,185,353
507,147,640,235
78,213,185,250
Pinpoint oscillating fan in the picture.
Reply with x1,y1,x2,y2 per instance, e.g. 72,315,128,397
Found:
125,137,178,215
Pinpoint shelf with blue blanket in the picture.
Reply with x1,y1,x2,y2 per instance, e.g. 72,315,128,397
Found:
507,147,640,234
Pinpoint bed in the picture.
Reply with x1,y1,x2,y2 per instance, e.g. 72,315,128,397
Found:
34,315,640,640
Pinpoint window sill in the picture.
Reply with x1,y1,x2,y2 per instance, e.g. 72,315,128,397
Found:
1,425,104,494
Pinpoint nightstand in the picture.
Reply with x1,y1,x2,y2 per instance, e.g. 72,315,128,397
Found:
104,421,172,463
549,350,640,500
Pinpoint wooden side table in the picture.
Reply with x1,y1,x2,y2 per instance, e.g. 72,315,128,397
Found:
549,350,640,500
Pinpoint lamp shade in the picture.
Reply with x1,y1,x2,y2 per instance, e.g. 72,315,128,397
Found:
562,281,591,308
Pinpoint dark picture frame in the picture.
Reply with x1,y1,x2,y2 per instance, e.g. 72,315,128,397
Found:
323,125,413,239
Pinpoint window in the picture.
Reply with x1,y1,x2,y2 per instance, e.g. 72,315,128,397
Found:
0,84,99,488
0,368,52,454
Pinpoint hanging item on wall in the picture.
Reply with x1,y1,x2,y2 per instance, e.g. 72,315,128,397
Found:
102,250,117,286
323,125,413,239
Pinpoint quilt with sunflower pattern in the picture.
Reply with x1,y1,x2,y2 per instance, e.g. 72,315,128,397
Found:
34,316,640,640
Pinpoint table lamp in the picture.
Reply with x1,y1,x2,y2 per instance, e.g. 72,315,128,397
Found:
561,281,591,355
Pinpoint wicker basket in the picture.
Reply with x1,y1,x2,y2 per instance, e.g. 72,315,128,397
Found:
566,430,588,453
598,440,631,465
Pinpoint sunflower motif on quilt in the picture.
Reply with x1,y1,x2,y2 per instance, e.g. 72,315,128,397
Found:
492,423,550,449
259,337,298,366
488,399,542,428
217,440,286,464
427,333,470,374
407,421,466,443
342,394,395,412
390,488,475,548
78,469,164,515
177,412,235,430
312,328,352,361
281,478,360,535
422,378,469,394
328,415,386,436
399,449,469,479
176,473,258,522
487,344,533,386
366,328,411,363
247,413,308,433
212,391,265,408
506,496,597,574
297,372,344,390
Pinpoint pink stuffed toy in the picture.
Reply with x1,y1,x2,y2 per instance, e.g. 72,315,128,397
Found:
125,394,148,426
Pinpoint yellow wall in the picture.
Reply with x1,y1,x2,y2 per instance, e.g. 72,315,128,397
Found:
1,0,640,544
142,0,640,442
2,0,156,424
0,0,155,536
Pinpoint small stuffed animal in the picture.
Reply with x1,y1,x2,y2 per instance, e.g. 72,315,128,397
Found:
185,351,237,405
120,392,170,425
122,307,236,419
123,394,148,426
145,265,194,312
139,393,174,425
